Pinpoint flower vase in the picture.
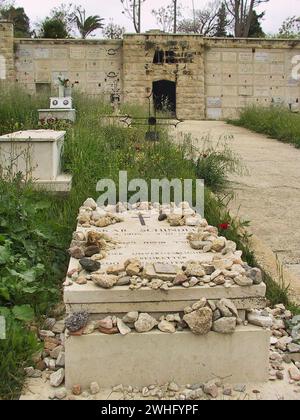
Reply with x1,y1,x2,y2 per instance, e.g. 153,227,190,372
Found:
64,87,72,97
58,85,65,98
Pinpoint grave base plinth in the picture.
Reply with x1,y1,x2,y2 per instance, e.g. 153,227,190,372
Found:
34,174,72,193
65,326,270,389
0,129,72,192
38,109,76,123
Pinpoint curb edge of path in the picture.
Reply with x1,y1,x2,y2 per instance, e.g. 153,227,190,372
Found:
250,234,300,306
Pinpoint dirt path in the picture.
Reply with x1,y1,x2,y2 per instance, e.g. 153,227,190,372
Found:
20,363,300,400
172,121,300,298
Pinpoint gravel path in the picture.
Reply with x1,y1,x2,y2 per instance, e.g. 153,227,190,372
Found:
172,121,300,296
20,365,300,400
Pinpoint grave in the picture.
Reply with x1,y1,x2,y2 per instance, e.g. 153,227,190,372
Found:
64,201,270,389
38,96,76,123
0,130,72,192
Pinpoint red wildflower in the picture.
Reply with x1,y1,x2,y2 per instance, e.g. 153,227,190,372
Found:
219,222,230,230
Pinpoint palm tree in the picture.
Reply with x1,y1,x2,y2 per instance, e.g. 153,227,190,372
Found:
73,7,104,39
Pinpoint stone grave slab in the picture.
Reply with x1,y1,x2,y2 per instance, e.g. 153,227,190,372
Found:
64,211,266,313
65,326,270,388
0,130,72,192
64,204,270,388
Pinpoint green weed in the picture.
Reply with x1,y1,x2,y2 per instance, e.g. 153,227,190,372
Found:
229,106,300,148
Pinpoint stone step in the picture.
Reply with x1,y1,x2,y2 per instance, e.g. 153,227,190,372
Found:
65,325,270,389
64,282,266,304
66,297,266,316
68,310,247,322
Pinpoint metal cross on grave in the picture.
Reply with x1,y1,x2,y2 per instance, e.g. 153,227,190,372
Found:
131,212,151,226
99,91,183,141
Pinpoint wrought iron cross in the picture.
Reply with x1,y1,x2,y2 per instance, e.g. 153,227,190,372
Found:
99,91,183,141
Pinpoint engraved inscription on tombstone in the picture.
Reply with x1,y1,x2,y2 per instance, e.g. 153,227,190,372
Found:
81,211,213,269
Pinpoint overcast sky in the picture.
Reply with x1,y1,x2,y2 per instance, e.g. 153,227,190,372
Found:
14,0,300,35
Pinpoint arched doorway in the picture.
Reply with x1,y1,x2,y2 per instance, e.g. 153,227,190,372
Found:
153,80,176,115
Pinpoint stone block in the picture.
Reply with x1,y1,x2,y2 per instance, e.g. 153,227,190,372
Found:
65,326,270,388
0,130,72,192
66,297,267,316
38,109,76,123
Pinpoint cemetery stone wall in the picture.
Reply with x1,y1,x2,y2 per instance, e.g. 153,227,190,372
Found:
0,26,299,120
0,20,14,81
122,34,206,120
13,38,123,101
205,38,300,119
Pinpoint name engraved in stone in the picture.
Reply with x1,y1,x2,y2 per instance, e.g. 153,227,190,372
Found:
83,212,213,267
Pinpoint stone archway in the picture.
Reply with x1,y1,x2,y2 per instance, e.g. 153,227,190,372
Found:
0,55,6,80
152,80,176,115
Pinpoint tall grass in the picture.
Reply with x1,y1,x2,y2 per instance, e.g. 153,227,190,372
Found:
0,83,47,135
230,106,300,148
194,136,244,192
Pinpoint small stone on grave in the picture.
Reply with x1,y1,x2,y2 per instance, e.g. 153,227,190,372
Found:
154,263,178,275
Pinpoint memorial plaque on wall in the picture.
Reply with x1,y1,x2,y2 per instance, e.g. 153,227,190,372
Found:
87,48,105,60
270,64,284,74
17,48,33,58
207,108,222,120
287,77,299,86
16,59,34,72
222,63,238,73
70,61,86,72
87,72,102,82
207,97,222,107
254,63,270,74
206,52,221,62
34,48,50,59
270,53,284,63
70,48,86,60
254,52,269,63
254,87,270,97
206,63,220,74
222,52,237,62
52,49,69,60
51,60,69,72
239,64,253,74
239,52,253,62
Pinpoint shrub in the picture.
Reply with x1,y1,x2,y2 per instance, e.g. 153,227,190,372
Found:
194,136,244,192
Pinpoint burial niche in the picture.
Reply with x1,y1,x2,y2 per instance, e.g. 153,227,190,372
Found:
152,80,176,114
